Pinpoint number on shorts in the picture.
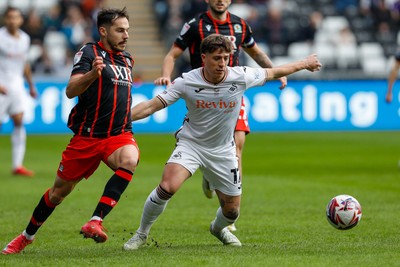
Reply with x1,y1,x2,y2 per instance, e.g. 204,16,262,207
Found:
230,168,240,184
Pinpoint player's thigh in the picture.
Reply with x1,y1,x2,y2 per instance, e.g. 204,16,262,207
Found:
107,144,139,171
104,132,139,172
163,142,200,194
0,95,10,121
159,163,191,194
202,147,241,197
10,112,23,126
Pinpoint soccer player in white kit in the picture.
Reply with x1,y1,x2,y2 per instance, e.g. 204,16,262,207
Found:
0,7,37,176
123,34,322,249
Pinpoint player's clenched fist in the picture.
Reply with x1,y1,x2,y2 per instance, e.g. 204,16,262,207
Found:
92,56,106,76
303,54,322,72
154,77,171,86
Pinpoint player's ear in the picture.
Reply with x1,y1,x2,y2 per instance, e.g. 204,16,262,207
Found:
201,53,206,63
99,26,107,37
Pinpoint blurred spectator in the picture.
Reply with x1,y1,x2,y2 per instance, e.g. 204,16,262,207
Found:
22,9,53,73
335,0,358,14
229,0,254,20
88,0,107,42
181,0,207,21
153,0,169,34
371,0,395,30
60,4,91,57
162,0,184,46
335,26,357,46
256,7,288,45
300,11,323,43
42,4,63,32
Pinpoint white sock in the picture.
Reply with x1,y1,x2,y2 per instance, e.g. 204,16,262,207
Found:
11,126,26,169
137,188,170,236
22,230,35,241
90,216,102,222
211,207,237,233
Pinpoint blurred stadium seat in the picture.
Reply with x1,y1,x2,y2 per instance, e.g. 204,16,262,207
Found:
7,0,31,13
44,31,67,70
33,0,58,13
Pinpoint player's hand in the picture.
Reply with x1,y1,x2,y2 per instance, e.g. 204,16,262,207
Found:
29,88,38,98
303,54,322,72
29,85,38,98
385,92,393,103
92,56,105,76
154,77,171,86
278,76,287,90
0,85,7,95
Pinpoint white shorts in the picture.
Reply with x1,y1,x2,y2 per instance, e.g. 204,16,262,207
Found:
0,90,26,121
167,139,242,196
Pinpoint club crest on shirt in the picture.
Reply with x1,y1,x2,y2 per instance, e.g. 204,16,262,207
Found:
234,24,242,33
228,83,237,93
73,51,83,65
180,22,191,36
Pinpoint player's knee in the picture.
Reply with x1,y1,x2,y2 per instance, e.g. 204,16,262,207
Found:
48,191,65,205
223,207,240,220
119,157,138,172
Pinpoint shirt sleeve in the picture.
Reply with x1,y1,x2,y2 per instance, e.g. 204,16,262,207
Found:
242,21,255,49
157,77,185,106
243,66,266,89
71,45,93,75
174,18,196,50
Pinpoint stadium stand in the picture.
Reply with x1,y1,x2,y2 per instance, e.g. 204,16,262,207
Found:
0,0,398,81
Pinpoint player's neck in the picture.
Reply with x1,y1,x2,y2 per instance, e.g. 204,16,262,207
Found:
202,68,227,85
209,10,228,21
6,28,20,38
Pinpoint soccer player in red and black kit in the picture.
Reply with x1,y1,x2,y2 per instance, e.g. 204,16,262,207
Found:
2,7,139,254
154,0,287,232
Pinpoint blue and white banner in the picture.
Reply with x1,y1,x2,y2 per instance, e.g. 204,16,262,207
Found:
0,80,398,134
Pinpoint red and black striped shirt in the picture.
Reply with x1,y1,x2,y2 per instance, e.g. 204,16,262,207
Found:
175,11,255,69
68,41,134,138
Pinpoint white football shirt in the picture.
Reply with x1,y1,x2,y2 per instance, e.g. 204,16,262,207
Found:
159,66,266,148
0,27,30,93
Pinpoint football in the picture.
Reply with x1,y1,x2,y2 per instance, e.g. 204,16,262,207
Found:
326,194,362,230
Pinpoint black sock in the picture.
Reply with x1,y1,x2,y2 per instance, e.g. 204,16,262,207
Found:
92,168,133,219
26,189,57,236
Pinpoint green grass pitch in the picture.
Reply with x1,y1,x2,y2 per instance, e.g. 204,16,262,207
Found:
0,132,399,266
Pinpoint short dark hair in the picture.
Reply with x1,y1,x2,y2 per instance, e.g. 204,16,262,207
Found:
97,7,129,29
200,34,232,55
4,6,22,17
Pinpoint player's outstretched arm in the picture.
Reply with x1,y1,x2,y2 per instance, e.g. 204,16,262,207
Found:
131,96,166,121
154,45,184,86
244,44,287,89
265,54,322,82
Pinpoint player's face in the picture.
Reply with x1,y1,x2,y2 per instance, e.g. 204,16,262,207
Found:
207,0,231,15
4,10,23,33
103,17,130,52
202,48,230,82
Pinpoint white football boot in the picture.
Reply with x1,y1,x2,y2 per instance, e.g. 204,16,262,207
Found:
123,232,147,250
210,221,241,247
